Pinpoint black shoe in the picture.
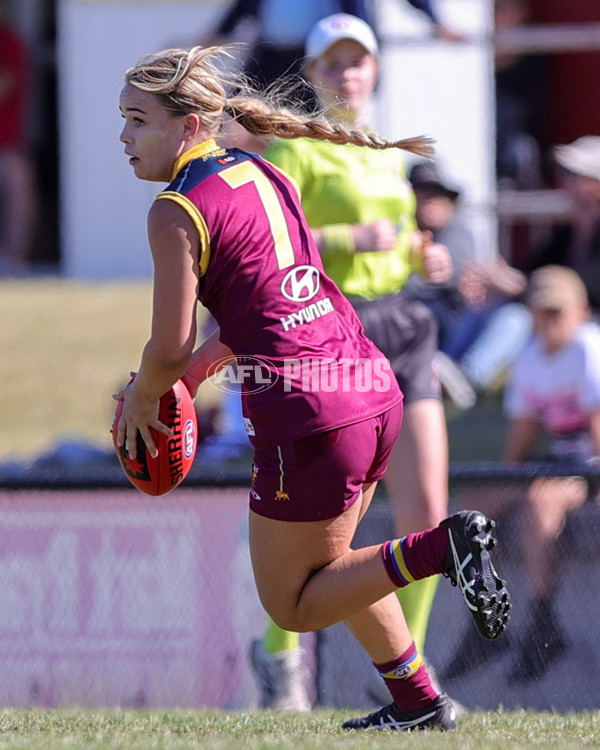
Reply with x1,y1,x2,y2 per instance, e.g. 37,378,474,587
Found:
440,510,511,640
342,693,457,732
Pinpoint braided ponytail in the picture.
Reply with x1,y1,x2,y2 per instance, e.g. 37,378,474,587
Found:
126,46,434,158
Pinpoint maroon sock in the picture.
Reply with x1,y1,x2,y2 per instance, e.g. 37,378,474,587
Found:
382,527,448,588
374,642,438,712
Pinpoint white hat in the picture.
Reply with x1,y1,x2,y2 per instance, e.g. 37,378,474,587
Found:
553,136,600,181
305,13,378,60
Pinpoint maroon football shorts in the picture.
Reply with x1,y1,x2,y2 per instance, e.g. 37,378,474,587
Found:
249,401,403,522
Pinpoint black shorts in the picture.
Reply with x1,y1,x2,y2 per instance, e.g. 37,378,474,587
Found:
351,293,441,404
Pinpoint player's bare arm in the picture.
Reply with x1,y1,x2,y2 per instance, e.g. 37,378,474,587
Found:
116,199,199,458
182,328,235,398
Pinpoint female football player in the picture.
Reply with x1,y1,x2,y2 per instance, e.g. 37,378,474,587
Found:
114,44,510,731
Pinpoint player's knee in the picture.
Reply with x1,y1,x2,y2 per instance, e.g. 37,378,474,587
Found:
262,604,313,633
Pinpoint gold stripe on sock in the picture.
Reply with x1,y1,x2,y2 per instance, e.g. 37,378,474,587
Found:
392,538,415,584
379,652,424,680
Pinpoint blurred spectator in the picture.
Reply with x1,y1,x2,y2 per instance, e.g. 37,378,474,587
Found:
444,265,600,684
494,0,549,189
203,1,368,98
400,0,464,41
526,136,600,313
404,160,532,402
0,3,36,276
202,0,463,97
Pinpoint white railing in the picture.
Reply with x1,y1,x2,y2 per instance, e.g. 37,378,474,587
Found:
494,23,600,54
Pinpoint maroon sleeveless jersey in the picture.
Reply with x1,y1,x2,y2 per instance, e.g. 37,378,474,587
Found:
158,140,402,448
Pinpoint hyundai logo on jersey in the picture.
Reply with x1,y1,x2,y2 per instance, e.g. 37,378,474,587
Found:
281,265,321,303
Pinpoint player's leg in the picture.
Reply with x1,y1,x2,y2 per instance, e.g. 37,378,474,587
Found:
247,408,395,711
353,296,449,656
342,594,456,730
247,410,510,729
248,406,403,628
248,407,435,720
249,482,396,632
251,505,510,639
249,486,457,730
248,480,380,712
249,495,510,730
384,398,448,653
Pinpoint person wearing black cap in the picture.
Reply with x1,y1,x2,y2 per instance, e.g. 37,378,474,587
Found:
405,160,532,401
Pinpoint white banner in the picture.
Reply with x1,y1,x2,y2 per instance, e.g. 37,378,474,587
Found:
0,488,267,708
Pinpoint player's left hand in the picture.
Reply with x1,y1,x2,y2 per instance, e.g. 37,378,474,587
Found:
113,376,173,460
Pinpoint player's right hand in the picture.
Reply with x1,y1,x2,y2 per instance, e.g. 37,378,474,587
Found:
182,371,201,399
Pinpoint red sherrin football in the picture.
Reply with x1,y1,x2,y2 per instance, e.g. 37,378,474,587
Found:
112,379,198,496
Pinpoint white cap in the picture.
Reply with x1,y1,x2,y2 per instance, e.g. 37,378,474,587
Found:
305,13,379,60
553,136,600,181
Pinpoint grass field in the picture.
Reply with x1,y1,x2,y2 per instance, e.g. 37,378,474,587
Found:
0,279,152,462
0,279,219,464
0,707,598,749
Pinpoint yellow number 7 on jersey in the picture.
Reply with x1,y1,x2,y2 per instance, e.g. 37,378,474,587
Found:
219,161,296,270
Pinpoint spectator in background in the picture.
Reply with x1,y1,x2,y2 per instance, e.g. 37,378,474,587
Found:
202,0,463,98
404,160,532,403
527,136,600,314
444,265,600,684
398,0,464,41
202,0,369,101
0,3,36,276
494,0,549,189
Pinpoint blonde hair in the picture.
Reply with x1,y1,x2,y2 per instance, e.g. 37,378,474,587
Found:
125,46,434,158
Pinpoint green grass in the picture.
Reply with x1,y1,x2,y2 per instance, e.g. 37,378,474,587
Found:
0,279,151,461
0,708,598,749
0,279,218,463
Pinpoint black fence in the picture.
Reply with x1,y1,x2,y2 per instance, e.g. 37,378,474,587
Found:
0,459,599,712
